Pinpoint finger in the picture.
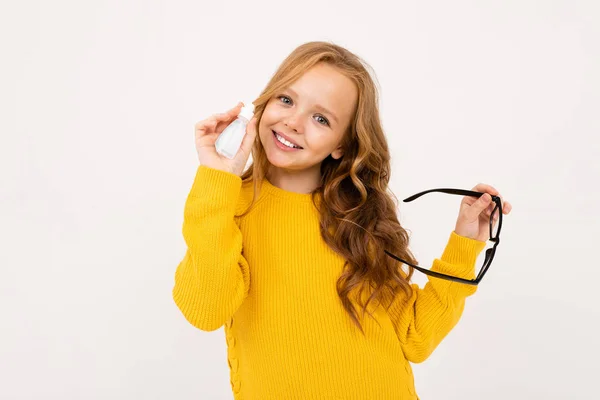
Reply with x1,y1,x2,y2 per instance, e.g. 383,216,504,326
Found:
492,193,508,214
195,116,214,131
213,113,237,131
472,183,499,196
466,192,493,220
227,102,244,117
206,116,219,131
195,116,218,136
485,202,496,217
238,117,258,157
473,183,510,214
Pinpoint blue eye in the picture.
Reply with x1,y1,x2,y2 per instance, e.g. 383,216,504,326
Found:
278,95,292,105
277,95,330,127
315,115,330,126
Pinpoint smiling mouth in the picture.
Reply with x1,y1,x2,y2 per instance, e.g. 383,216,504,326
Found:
272,130,303,149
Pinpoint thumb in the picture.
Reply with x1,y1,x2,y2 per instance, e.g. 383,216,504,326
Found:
467,193,492,220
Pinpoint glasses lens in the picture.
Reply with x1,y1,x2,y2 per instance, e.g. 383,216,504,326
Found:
491,206,500,238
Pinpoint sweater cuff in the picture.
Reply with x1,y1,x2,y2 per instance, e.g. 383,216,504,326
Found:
188,165,242,207
426,232,488,297
431,231,487,281
441,231,487,269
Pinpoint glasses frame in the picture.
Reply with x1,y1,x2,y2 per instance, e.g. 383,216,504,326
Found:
384,188,503,286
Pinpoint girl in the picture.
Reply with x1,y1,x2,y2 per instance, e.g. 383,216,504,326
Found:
173,41,512,399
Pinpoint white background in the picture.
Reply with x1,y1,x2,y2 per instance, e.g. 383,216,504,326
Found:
1,0,599,399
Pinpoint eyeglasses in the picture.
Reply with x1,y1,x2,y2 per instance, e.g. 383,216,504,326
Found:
384,188,503,286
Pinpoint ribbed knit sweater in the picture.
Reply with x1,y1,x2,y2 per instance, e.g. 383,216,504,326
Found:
172,165,487,400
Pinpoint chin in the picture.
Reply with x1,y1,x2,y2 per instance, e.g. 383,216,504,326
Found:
265,153,298,169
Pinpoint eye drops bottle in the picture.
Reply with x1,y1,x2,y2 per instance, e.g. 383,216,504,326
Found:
215,102,255,159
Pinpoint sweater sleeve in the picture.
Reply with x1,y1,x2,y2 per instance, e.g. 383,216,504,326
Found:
172,165,251,332
387,231,487,363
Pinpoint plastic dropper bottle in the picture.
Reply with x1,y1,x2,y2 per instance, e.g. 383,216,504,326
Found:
215,102,255,159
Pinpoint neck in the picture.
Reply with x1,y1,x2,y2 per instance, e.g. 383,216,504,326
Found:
266,164,321,194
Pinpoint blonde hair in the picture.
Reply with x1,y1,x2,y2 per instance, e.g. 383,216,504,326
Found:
237,41,418,335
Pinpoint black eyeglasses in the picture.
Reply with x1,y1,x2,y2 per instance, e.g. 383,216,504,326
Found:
384,188,503,286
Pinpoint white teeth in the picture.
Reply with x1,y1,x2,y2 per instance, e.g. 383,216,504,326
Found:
275,132,300,149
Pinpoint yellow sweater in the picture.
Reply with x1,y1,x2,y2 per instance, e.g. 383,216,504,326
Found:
173,165,487,400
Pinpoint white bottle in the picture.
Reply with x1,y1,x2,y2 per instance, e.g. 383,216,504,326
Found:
215,102,255,159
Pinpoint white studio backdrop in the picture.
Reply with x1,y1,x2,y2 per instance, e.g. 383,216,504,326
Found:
1,0,599,399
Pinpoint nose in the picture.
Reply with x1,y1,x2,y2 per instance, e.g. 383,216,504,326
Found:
283,113,301,132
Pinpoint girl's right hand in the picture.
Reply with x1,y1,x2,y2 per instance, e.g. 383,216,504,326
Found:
194,102,258,176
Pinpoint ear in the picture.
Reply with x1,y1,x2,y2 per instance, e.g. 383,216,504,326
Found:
331,146,344,160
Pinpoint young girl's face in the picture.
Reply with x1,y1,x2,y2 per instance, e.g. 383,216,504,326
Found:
258,63,358,173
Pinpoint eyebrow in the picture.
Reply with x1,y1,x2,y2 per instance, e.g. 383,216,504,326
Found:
285,88,339,125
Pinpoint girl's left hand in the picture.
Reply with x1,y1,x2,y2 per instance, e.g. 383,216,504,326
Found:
454,183,513,242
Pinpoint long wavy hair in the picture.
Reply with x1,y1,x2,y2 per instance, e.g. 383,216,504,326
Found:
236,41,419,335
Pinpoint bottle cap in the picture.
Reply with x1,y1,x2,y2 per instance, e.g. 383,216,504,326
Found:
239,102,254,121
